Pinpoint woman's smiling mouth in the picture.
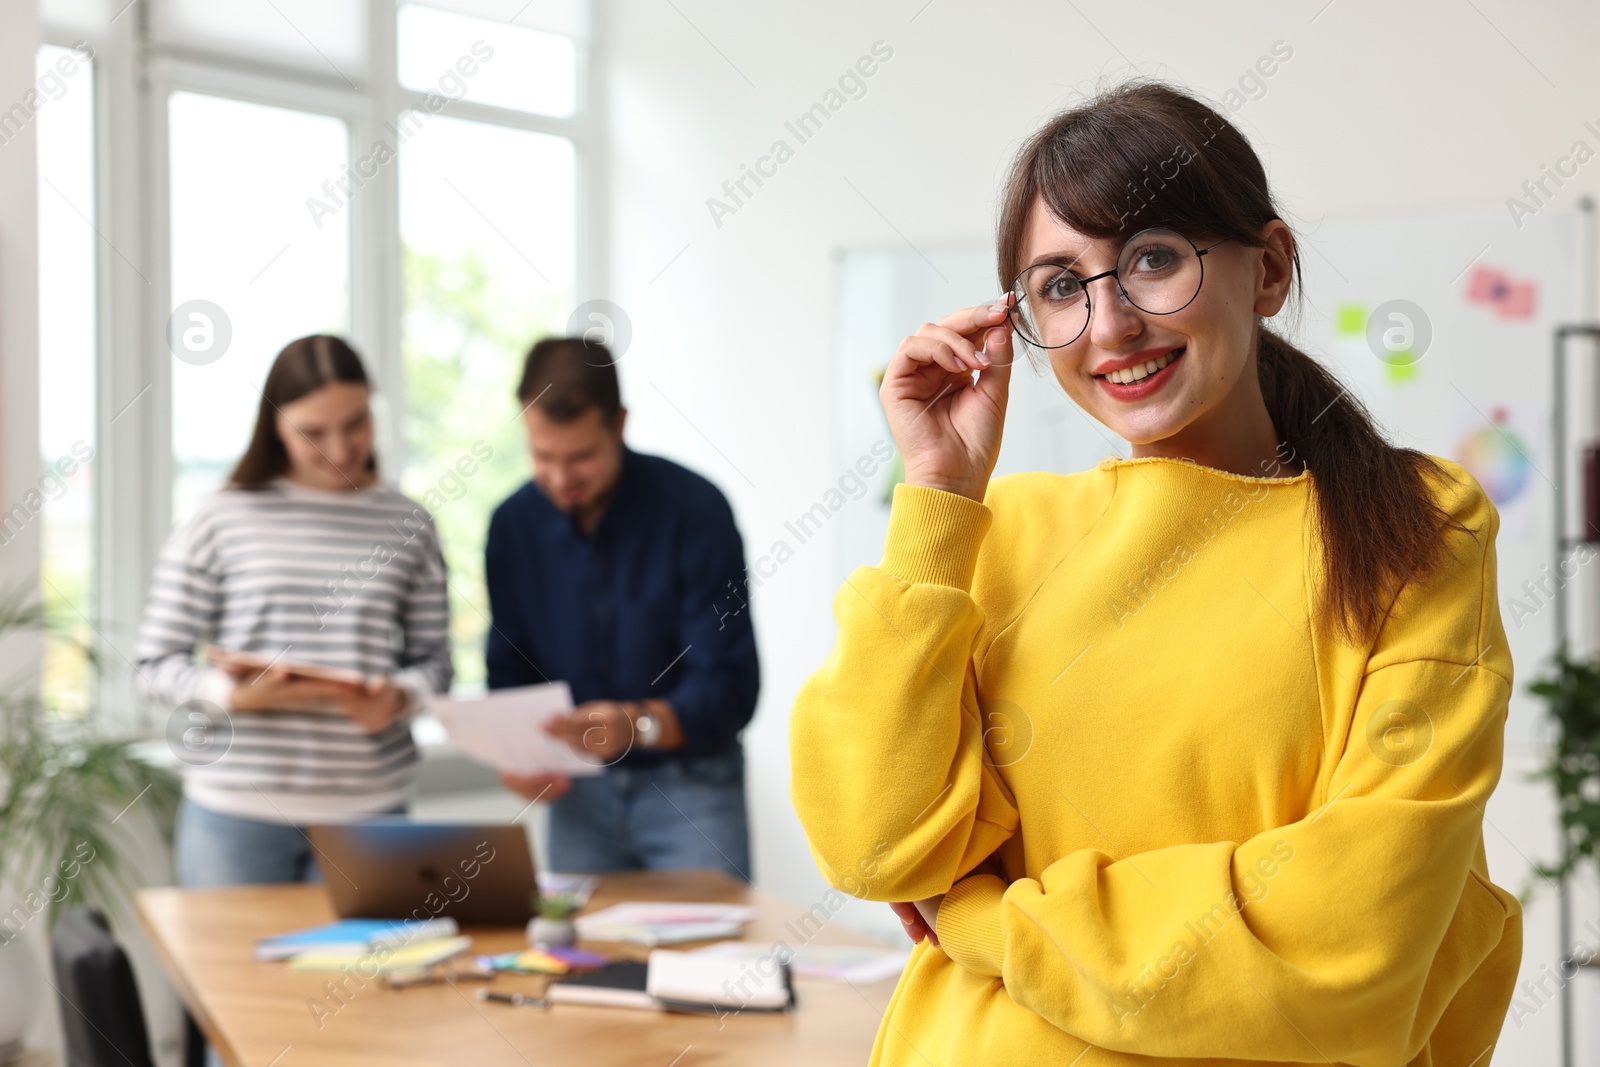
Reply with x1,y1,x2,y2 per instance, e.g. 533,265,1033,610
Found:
1094,347,1185,399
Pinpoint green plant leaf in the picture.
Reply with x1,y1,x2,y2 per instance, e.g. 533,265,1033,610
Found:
1523,640,1600,896
0,583,180,932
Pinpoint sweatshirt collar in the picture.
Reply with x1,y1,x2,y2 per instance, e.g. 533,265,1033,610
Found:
1095,454,1311,486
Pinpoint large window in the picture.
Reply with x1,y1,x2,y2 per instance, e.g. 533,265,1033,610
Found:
400,115,576,691
397,4,575,118
36,0,591,719
394,5,584,690
168,92,352,521
36,42,98,718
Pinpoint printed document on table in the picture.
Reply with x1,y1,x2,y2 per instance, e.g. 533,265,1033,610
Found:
427,682,601,777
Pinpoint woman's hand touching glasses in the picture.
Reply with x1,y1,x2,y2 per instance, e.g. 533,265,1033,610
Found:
879,294,1015,504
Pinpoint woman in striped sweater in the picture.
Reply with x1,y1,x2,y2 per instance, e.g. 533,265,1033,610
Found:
136,335,453,887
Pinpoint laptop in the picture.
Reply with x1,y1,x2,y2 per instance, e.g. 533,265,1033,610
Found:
306,819,540,925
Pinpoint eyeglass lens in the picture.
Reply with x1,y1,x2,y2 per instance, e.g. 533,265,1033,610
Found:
1010,228,1207,349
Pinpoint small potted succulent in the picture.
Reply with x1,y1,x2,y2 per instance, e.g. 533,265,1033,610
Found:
526,892,580,948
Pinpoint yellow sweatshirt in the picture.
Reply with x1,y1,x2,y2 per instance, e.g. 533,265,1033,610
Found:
790,454,1521,1066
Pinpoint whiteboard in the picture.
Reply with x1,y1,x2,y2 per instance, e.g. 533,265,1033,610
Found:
830,206,1589,743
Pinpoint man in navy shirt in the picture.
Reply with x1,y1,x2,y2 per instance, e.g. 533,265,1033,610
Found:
486,336,759,880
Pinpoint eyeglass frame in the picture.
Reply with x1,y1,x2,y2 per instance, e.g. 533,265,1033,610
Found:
1006,228,1231,350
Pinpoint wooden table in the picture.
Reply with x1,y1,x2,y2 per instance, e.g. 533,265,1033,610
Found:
136,871,901,1067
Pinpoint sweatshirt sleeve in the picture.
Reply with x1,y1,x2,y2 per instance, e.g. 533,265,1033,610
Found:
391,510,454,716
134,504,231,710
932,469,1519,1065
790,482,1020,902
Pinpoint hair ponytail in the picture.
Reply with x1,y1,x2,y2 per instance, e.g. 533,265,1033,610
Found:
1256,328,1467,645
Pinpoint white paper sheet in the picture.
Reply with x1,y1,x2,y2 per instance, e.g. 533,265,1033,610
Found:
427,682,602,777
574,901,756,945
647,949,790,1009
689,941,910,984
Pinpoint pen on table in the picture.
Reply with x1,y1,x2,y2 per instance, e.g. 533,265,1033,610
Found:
477,988,551,1009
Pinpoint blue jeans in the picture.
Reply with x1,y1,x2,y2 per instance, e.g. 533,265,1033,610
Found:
174,798,406,887
549,743,751,882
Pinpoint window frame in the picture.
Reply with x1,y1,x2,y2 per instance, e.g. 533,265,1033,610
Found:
39,0,599,731
33,37,104,719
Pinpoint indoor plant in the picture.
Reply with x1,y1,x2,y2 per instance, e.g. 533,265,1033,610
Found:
1525,639,1600,898
0,586,180,1056
527,891,581,948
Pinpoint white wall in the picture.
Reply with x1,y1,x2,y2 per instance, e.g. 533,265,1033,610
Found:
596,1,1600,1061
0,0,41,590
0,0,49,1056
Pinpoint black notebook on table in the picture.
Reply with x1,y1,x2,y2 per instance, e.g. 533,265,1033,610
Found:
547,960,657,1010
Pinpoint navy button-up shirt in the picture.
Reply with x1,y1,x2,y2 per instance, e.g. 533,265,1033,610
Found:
484,446,759,763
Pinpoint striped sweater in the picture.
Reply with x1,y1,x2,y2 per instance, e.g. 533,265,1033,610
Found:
135,477,453,823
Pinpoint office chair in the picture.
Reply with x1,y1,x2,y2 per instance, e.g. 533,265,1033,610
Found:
50,906,157,1067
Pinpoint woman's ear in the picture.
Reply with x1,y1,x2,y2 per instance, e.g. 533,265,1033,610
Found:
1252,218,1295,318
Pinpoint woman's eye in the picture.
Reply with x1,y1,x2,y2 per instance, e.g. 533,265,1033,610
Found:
1041,274,1083,302
1133,248,1178,272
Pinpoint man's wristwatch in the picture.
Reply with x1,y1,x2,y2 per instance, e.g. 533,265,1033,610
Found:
630,703,662,749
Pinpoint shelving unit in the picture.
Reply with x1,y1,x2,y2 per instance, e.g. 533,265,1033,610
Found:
1551,322,1600,1067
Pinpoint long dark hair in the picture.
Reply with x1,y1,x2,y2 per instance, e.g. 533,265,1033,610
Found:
228,335,377,489
995,80,1467,648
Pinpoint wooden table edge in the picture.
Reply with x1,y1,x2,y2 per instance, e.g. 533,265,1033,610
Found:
135,889,242,1067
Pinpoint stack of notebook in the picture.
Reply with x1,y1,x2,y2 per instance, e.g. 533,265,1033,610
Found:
253,917,470,972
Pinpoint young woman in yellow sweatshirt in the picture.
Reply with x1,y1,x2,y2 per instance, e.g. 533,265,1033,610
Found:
790,80,1521,1066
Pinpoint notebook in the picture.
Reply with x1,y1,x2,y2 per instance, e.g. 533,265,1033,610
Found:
287,935,473,973
545,951,794,1014
647,949,793,1013
253,917,459,961
546,959,659,1009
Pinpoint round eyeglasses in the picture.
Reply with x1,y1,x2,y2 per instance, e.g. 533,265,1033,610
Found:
1007,228,1230,350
